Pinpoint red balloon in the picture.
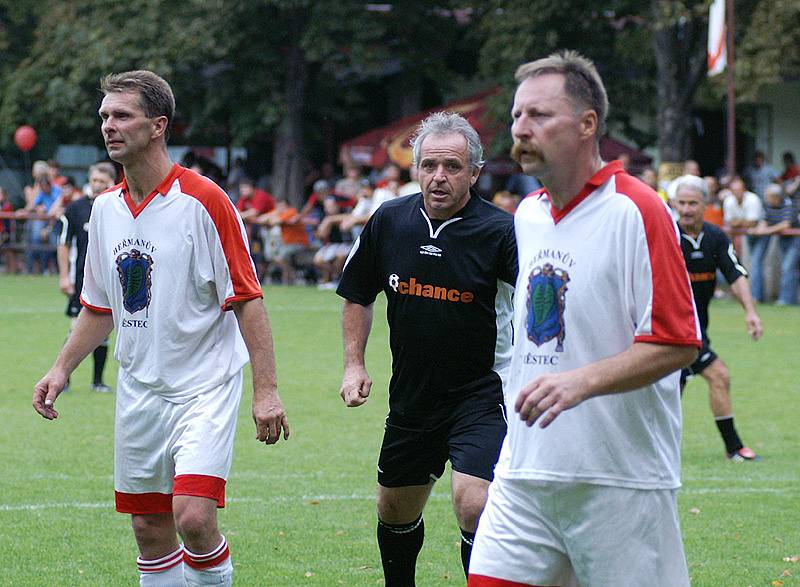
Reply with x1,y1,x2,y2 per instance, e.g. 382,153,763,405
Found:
14,125,37,152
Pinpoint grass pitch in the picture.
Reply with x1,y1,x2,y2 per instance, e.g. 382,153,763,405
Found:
1,275,798,586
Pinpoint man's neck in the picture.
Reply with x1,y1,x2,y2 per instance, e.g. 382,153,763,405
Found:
123,151,174,204
543,153,604,210
681,221,702,238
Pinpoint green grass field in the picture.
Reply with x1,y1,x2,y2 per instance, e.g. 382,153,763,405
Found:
1,275,798,586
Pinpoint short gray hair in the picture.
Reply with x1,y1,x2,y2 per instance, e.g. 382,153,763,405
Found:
672,174,708,200
515,50,608,139
411,112,485,170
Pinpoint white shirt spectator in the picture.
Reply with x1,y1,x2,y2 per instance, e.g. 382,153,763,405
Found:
723,191,763,224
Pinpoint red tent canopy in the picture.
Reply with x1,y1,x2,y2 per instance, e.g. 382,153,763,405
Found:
339,88,652,172
339,88,502,170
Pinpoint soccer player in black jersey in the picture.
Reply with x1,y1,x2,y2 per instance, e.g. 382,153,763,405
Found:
57,162,116,392
337,112,517,585
673,175,763,461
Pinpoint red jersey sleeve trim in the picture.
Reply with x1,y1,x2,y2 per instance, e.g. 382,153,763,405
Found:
468,574,551,586
615,172,701,346
80,296,113,314
178,168,262,300
173,474,226,507
634,334,702,348
115,491,173,514
221,292,264,311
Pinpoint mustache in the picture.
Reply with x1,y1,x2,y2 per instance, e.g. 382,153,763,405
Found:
510,141,541,163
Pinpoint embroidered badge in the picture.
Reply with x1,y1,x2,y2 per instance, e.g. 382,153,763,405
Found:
526,263,570,352
115,249,154,315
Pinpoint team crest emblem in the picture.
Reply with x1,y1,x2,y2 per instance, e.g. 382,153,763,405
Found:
116,249,154,315
526,263,569,352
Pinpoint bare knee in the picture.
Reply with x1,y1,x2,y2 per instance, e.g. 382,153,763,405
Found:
452,474,489,532
704,359,731,391
131,513,177,559
173,497,219,547
377,484,432,525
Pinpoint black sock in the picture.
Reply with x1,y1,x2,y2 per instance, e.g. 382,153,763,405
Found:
92,344,108,385
716,416,743,454
459,529,476,578
377,516,424,587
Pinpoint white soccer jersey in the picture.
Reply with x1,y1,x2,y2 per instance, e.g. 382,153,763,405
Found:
498,161,701,489
81,164,262,401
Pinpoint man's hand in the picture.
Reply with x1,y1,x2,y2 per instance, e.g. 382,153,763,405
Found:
59,276,75,296
340,365,372,407
746,310,763,341
33,369,68,420
515,371,588,428
252,390,290,445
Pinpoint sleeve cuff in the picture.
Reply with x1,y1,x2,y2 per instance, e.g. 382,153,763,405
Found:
634,334,702,348
221,292,263,311
80,297,113,314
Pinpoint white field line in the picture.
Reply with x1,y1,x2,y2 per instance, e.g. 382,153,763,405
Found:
1,486,795,513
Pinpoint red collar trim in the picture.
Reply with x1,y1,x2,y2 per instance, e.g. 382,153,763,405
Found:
122,164,184,218
548,160,624,223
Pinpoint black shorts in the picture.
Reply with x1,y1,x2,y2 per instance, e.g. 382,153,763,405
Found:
66,293,82,318
680,335,717,386
377,374,507,487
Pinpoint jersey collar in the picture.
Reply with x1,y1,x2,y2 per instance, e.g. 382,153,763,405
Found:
546,160,624,224
122,163,185,219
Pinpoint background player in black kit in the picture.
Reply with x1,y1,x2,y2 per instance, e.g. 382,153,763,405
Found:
337,112,517,585
673,175,764,461
57,162,117,392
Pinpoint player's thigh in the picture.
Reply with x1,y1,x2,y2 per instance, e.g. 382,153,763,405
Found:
470,477,576,586
563,485,689,587
170,371,244,505
448,381,507,483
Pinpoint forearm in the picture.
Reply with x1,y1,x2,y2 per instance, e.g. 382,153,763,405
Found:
233,298,278,395
54,309,115,374
574,342,697,400
730,277,757,314
57,245,70,282
342,300,373,368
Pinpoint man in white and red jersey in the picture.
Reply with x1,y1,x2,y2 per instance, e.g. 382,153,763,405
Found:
468,51,701,587
33,70,289,587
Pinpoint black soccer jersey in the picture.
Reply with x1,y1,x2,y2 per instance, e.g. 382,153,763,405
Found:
59,196,94,296
679,222,746,332
337,191,517,418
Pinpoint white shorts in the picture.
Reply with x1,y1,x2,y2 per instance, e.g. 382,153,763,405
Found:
114,369,243,514
469,477,689,587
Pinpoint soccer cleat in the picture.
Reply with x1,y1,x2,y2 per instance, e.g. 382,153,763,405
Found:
727,447,762,462
91,383,113,393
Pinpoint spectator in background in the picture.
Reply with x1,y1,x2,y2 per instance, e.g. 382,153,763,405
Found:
374,163,401,188
0,186,20,274
236,177,275,279
702,175,725,227
723,177,762,229
335,164,364,198
748,183,799,304
48,176,79,221
314,196,353,289
781,151,800,198
506,169,541,197
23,161,61,274
256,199,311,285
340,182,378,237
492,190,520,213
744,150,778,200
398,165,421,196
47,159,68,187
225,157,247,204
683,159,701,177
639,167,667,203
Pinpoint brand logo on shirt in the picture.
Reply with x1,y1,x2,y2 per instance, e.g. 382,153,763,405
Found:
526,263,569,352
388,274,474,303
116,248,154,316
419,244,442,257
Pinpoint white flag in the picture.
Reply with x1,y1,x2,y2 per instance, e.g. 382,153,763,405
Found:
708,0,726,76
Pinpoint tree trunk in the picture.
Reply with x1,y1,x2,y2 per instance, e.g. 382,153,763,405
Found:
272,10,308,209
652,0,709,163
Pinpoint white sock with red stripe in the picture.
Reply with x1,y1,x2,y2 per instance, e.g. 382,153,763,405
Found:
183,535,233,586
137,545,184,586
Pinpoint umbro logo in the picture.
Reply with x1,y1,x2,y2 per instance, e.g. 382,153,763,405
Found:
419,244,442,257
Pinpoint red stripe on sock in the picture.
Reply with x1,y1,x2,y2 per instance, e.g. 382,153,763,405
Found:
184,544,230,569
137,547,184,573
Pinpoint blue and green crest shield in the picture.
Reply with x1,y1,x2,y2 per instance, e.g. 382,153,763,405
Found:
526,263,569,352
115,249,154,315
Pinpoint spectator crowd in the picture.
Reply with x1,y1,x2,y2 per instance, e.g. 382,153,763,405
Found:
1,148,799,304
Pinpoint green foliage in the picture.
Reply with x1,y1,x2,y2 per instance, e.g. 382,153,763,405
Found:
1,276,799,585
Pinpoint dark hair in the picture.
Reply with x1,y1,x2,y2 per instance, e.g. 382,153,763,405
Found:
101,70,175,139
515,50,609,139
